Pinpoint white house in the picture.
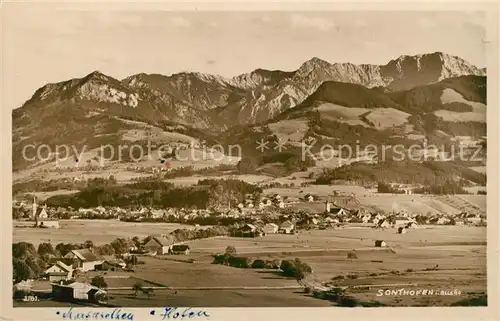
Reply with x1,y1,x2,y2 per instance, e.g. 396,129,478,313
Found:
144,236,175,255
359,214,370,223
377,219,390,228
263,223,279,234
64,249,102,272
45,261,73,282
330,207,348,216
279,221,295,234
394,216,411,227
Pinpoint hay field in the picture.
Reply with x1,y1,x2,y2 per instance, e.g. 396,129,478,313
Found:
188,227,486,255
264,185,372,198
168,174,272,187
187,226,486,306
435,89,486,123
317,103,369,126
267,119,310,143
356,194,459,215
458,195,487,210
469,166,487,174
13,220,193,246
106,288,332,307
365,108,411,130
316,103,411,129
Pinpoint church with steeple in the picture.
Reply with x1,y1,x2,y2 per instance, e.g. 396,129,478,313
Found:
31,196,59,228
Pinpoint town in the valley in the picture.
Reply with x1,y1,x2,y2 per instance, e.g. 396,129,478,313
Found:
12,170,487,307
9,9,488,308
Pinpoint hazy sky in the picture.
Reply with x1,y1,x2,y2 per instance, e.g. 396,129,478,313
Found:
3,6,487,110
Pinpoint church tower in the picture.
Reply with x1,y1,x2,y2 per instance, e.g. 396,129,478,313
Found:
32,196,37,219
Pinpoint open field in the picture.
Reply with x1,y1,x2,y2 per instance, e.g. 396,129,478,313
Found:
261,186,486,216
316,103,411,129
186,226,486,306
187,227,486,255
267,119,310,143
14,222,486,307
365,108,411,130
13,220,194,246
317,103,370,127
264,185,373,197
436,89,487,123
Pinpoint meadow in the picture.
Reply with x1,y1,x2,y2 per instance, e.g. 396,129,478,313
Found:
14,219,486,307
13,220,194,246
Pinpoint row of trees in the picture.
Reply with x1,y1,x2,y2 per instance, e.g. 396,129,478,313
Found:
237,151,316,175
212,246,313,280
45,178,261,209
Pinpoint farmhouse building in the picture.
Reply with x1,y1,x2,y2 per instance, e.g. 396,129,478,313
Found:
51,281,107,304
304,194,314,202
377,219,390,228
45,261,73,282
375,240,387,247
429,217,451,225
394,216,411,227
64,249,102,272
171,245,190,255
279,221,295,234
263,223,279,234
406,221,418,228
144,237,174,255
95,259,126,271
237,224,263,237
272,194,282,201
330,207,348,216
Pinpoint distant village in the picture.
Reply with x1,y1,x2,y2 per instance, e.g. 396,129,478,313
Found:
12,189,486,306
13,190,486,233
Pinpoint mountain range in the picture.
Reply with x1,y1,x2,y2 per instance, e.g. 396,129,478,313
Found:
12,51,487,171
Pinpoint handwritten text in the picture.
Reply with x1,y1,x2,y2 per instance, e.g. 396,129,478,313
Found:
58,308,134,320
160,308,210,320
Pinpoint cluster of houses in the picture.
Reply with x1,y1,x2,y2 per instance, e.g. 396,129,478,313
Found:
14,235,195,303
13,191,486,232
235,221,295,237
12,193,315,224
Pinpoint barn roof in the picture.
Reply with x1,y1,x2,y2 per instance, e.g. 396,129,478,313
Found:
331,196,362,210
171,244,190,251
70,249,99,262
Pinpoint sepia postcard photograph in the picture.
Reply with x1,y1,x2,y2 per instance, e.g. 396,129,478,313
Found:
2,1,499,320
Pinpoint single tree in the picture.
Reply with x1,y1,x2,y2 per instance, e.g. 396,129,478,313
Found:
37,242,55,256
91,275,108,289
225,245,237,256
84,240,94,249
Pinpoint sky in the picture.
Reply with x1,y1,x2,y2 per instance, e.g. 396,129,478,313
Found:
2,5,487,110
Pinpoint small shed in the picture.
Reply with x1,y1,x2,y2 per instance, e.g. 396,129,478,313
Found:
375,240,387,247
397,227,407,234
170,245,190,255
